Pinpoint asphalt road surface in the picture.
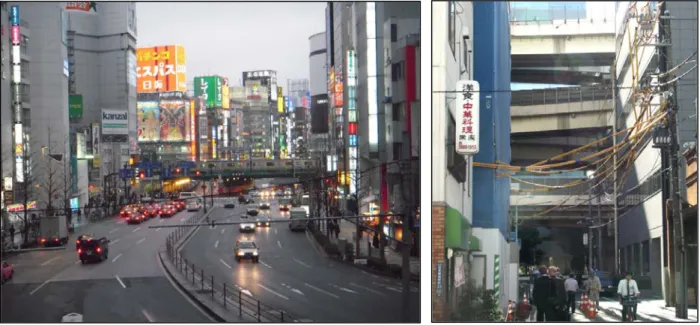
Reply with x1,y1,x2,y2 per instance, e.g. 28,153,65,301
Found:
1,208,213,323
181,197,421,322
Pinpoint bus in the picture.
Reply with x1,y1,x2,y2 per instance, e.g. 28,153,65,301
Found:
289,207,307,231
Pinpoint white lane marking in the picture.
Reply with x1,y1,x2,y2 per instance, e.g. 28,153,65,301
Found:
258,284,289,300
142,310,155,322
74,260,81,264
115,275,127,288
274,229,278,235
242,289,253,297
112,253,123,263
277,241,282,248
292,258,311,268
132,227,141,233
282,283,305,296
385,286,402,293
349,282,386,296
214,240,219,248
41,256,61,266
116,220,125,224
109,228,119,234
219,258,232,269
155,228,161,232
136,238,146,245
220,228,225,234
29,279,52,295
304,283,340,299
259,261,272,269
330,283,358,294
111,238,121,244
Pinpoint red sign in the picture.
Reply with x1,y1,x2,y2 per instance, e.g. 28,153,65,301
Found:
11,26,20,45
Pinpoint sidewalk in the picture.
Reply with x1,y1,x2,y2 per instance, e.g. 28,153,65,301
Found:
2,215,94,250
327,212,420,278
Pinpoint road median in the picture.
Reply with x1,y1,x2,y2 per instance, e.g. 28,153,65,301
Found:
159,208,297,322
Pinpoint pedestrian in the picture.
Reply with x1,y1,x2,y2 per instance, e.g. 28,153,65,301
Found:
8,225,15,245
586,271,602,310
618,271,640,321
565,273,579,314
532,266,552,322
334,223,340,239
372,233,380,248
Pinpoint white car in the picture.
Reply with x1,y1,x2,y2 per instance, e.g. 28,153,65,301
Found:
186,199,202,212
246,205,259,216
259,202,270,210
239,222,256,233
235,240,259,263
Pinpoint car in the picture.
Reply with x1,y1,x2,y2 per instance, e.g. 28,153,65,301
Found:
259,202,270,210
142,205,159,218
256,217,271,228
246,205,259,216
234,240,259,263
179,191,202,201
78,237,110,264
275,190,283,197
238,196,252,204
160,204,176,218
75,234,95,250
239,222,256,233
127,211,147,224
119,207,133,218
279,199,292,211
224,202,236,209
173,200,185,212
1,261,14,284
186,199,202,212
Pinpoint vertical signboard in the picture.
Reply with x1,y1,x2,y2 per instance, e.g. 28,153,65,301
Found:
347,50,358,194
221,77,230,109
92,123,101,168
69,95,84,120
137,101,160,141
136,45,187,93
11,6,23,183
189,99,196,161
455,80,480,155
194,76,223,108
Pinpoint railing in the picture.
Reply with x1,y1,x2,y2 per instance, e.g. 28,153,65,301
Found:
511,176,612,197
164,214,298,322
511,87,613,108
510,5,589,24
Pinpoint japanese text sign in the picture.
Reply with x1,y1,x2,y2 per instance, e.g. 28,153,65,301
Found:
222,77,230,109
194,76,223,108
136,45,186,93
455,80,480,155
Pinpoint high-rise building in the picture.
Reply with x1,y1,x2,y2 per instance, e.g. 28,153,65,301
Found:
292,106,310,159
65,2,138,202
242,70,278,158
308,31,330,161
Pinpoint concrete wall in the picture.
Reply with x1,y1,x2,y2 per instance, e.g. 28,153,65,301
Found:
471,227,510,308
667,1,698,145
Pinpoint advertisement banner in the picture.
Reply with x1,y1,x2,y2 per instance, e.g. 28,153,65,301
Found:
101,109,129,135
76,132,87,159
455,80,480,155
159,98,188,142
10,6,19,26
222,78,230,109
136,45,187,93
278,96,284,113
127,52,137,87
189,99,196,159
194,76,223,108
311,94,329,134
246,83,262,100
137,101,159,141
91,122,100,155
69,94,83,119
334,73,343,107
64,2,97,13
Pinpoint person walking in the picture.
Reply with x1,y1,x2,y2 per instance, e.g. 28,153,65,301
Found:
532,266,553,322
8,225,15,247
565,273,579,314
618,271,640,321
548,266,568,321
586,271,602,310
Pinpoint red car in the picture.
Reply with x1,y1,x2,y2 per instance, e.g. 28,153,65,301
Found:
1,261,14,284
160,204,176,218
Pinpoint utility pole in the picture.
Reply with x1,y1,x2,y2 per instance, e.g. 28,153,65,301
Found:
612,59,619,276
401,159,414,322
596,137,602,270
658,4,688,318
588,185,593,269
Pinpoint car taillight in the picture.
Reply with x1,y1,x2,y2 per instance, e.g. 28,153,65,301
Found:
76,240,80,244
55,238,59,242
78,249,82,254
96,247,102,253
41,238,46,243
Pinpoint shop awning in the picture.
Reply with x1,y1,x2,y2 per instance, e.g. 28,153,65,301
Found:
468,235,481,251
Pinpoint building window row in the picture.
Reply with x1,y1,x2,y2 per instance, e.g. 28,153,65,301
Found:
446,110,466,182
21,84,31,103
20,35,28,55
391,61,405,82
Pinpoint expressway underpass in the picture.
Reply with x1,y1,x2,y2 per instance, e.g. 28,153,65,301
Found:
0,210,213,323
180,198,421,323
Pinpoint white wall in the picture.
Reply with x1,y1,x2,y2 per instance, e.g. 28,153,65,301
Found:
471,227,510,308
308,32,326,96
77,159,89,207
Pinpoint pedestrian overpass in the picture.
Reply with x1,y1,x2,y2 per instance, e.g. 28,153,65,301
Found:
152,159,320,181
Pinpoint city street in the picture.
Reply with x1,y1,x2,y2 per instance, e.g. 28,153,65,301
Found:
569,297,698,322
1,210,213,323
180,197,421,322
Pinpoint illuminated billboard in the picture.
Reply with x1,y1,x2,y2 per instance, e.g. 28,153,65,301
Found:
194,76,223,108
136,45,187,93
159,98,188,142
137,101,160,141
222,78,230,109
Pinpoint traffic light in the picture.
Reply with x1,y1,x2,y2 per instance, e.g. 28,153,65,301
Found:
196,171,201,176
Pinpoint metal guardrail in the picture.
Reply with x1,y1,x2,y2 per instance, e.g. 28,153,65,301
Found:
164,213,298,322
511,87,613,108
510,5,589,24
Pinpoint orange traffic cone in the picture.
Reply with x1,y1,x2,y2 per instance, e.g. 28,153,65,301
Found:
586,296,597,319
579,293,588,312
505,300,515,321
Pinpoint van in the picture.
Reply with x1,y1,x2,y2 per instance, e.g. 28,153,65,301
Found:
179,192,201,200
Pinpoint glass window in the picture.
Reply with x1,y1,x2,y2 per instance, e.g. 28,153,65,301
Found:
20,35,28,55
21,84,30,103
390,23,397,42
642,240,650,275
446,110,466,182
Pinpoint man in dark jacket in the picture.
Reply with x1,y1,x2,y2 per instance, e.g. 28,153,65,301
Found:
532,266,553,321
548,266,569,321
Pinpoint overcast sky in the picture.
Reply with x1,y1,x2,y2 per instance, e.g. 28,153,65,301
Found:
136,2,326,90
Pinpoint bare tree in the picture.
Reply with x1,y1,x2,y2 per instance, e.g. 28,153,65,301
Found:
16,140,40,245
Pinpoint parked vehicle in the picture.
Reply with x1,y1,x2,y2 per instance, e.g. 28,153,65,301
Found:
39,215,68,247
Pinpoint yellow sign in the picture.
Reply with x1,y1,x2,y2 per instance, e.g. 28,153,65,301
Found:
278,96,284,113
15,144,22,155
93,154,100,168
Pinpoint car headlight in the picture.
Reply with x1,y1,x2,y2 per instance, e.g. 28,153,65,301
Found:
238,252,244,256
266,222,270,226
253,251,258,256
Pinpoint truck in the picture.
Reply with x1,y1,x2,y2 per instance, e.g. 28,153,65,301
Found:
39,215,68,247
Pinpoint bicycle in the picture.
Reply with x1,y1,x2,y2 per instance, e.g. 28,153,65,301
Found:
621,296,638,322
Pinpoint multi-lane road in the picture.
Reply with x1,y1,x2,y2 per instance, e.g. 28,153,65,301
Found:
1,209,213,323
181,197,421,322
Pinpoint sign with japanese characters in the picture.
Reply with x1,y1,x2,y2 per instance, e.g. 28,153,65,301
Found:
136,45,187,93
194,76,223,108
65,2,98,13
221,78,230,109
455,80,480,155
